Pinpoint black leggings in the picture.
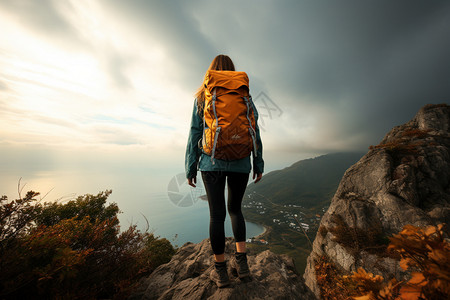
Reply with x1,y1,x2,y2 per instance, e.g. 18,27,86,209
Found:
201,171,249,255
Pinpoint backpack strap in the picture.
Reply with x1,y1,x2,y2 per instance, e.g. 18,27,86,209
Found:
210,88,221,165
244,96,257,157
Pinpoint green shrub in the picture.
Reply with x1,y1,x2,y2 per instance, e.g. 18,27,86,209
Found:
0,190,176,299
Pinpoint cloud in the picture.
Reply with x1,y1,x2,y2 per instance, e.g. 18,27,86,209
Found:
0,80,8,91
0,0,83,47
235,1,450,150
106,0,218,89
1,0,449,162
0,0,137,91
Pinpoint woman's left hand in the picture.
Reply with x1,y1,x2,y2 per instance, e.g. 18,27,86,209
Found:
188,177,197,187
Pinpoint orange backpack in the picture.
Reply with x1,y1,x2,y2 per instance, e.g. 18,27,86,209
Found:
201,70,257,163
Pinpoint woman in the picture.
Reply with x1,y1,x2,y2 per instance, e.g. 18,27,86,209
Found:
185,54,264,288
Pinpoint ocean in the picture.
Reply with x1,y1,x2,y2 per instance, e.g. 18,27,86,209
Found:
0,166,264,247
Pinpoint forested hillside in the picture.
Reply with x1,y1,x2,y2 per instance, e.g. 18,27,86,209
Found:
245,152,364,209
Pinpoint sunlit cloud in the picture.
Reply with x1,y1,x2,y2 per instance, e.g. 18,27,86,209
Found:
0,1,194,151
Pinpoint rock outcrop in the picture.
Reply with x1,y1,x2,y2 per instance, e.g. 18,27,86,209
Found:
130,238,316,300
304,104,450,298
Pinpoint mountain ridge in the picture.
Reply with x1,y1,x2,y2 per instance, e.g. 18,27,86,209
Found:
245,152,365,209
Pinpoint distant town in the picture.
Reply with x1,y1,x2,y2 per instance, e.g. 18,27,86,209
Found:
243,191,329,244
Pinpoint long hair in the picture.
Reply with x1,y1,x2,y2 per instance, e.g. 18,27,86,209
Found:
195,55,235,115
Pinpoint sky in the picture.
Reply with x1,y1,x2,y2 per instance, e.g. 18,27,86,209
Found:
1,0,450,186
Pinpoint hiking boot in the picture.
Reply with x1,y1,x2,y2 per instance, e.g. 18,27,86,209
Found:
232,252,250,278
210,261,230,288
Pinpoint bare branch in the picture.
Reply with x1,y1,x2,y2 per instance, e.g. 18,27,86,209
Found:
17,177,24,200
40,187,55,201
140,213,150,233
295,215,313,249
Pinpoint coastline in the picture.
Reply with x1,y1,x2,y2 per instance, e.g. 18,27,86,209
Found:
252,224,270,239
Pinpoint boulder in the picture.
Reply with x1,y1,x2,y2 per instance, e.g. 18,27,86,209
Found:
304,104,450,298
131,237,316,300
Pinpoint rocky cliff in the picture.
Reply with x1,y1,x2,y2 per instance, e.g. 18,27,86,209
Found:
303,104,450,298
130,238,316,300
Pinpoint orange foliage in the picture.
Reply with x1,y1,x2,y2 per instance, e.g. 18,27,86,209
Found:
347,268,401,300
315,255,359,299
349,223,449,300
369,141,422,155
326,214,389,256
401,129,431,139
388,223,450,299
315,224,449,300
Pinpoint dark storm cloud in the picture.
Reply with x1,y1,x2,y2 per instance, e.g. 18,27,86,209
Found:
252,1,450,146
247,1,450,100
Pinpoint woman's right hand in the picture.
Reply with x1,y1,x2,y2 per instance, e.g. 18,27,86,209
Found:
188,177,197,187
253,172,262,183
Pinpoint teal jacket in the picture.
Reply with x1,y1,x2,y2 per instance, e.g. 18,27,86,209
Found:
185,98,264,179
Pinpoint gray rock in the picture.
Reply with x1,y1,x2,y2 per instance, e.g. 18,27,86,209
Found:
304,104,450,298
130,237,316,300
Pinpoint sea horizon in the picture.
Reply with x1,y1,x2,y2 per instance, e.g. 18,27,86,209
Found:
0,168,265,247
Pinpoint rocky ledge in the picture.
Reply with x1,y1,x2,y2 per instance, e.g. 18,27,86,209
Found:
130,237,316,300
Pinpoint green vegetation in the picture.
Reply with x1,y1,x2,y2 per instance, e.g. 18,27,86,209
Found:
243,152,364,274
0,190,176,299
